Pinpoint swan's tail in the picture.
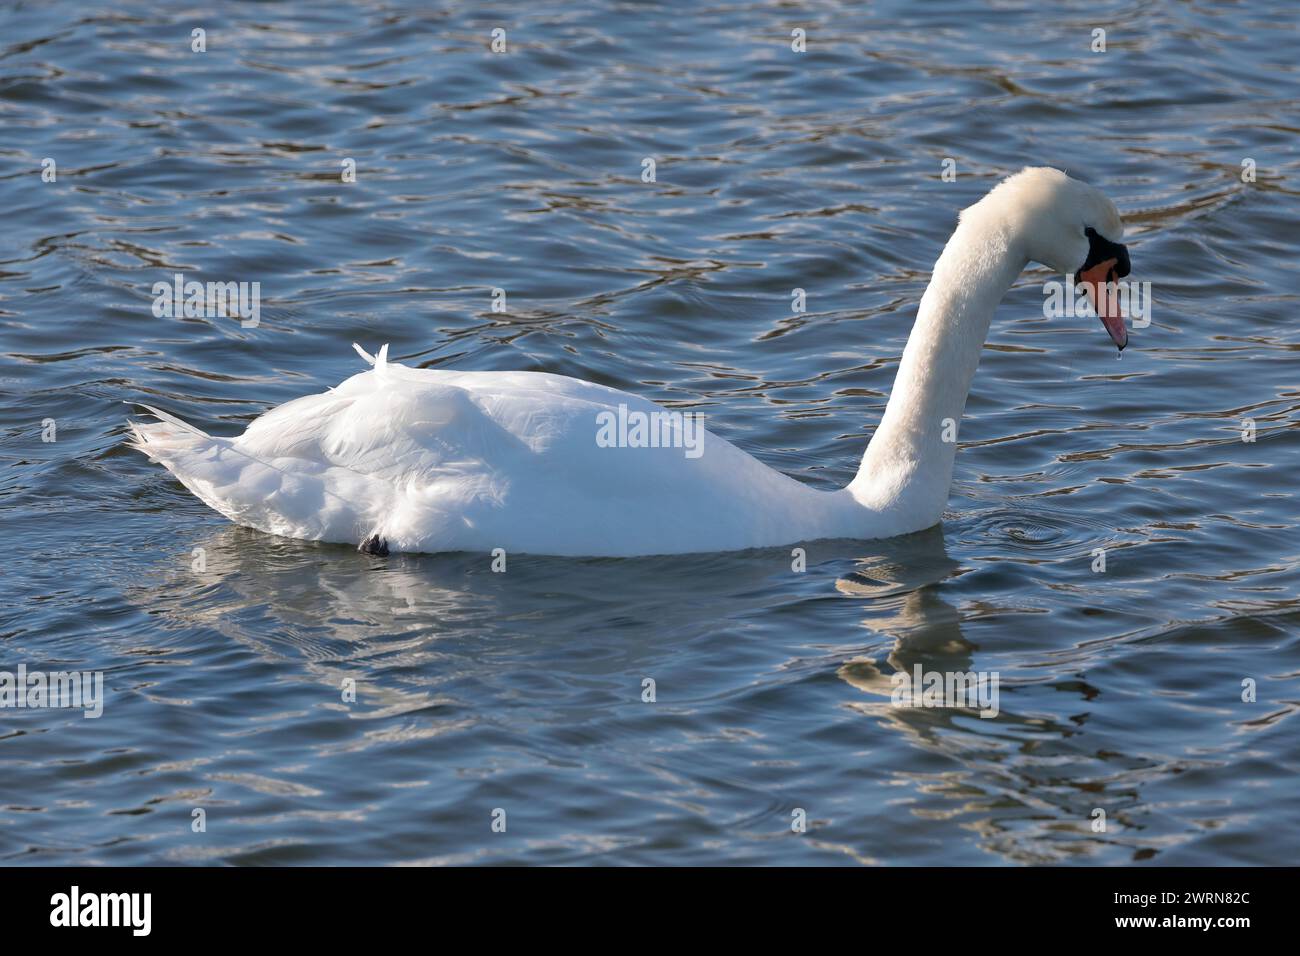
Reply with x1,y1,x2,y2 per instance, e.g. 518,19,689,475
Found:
127,404,295,532
127,403,212,446
126,405,246,520
127,404,364,543
126,404,213,463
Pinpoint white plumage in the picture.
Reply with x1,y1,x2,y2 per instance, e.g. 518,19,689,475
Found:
130,343,871,555
130,168,1128,557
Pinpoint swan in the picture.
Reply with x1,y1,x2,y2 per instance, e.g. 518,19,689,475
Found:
130,167,1132,558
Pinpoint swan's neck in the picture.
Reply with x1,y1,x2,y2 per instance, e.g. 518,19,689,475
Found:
848,214,1026,521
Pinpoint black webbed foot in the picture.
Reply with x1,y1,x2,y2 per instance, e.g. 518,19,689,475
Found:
358,534,389,556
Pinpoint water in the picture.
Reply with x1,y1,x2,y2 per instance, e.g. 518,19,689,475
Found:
2,0,1298,865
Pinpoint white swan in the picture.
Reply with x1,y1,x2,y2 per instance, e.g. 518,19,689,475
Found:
130,167,1132,557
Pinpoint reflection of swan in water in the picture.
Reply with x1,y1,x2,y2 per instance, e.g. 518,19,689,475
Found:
831,526,976,703
828,529,1149,863
128,526,498,720
145,524,1013,732
130,525,1143,863
831,529,1042,732
830,531,1040,738
135,526,929,721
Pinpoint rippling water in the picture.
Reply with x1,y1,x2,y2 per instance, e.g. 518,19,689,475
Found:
2,0,1299,865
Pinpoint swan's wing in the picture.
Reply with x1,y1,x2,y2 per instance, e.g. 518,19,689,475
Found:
235,370,526,486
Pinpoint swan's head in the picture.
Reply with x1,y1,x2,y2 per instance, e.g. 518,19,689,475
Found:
972,166,1132,349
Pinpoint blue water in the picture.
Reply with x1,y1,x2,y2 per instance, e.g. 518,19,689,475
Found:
2,0,1299,864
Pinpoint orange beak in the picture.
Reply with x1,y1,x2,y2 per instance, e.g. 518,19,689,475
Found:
1078,257,1127,350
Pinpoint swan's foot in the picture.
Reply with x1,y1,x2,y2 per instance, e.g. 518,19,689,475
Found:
358,534,389,556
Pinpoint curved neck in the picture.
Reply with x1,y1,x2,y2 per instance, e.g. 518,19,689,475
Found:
848,215,1026,521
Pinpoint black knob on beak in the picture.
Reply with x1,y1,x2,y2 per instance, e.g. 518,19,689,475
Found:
1078,226,1130,281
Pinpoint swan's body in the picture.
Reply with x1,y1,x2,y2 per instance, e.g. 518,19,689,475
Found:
131,167,1131,557
132,356,885,556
